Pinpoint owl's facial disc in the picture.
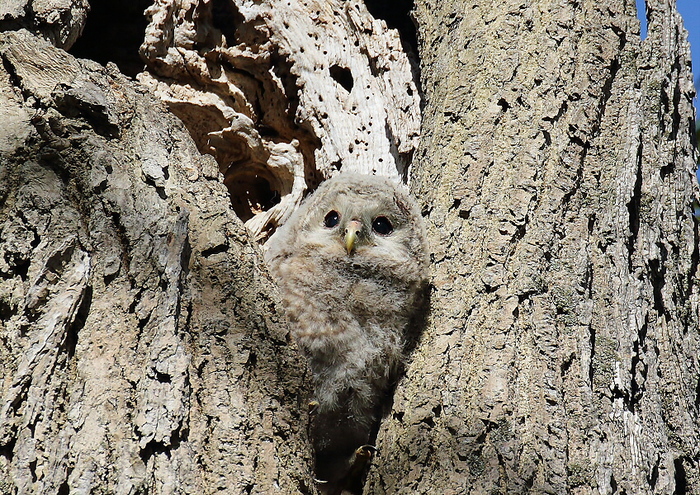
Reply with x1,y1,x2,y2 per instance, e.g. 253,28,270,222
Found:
344,219,362,255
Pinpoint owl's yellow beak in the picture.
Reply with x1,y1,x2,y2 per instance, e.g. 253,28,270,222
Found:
345,220,362,255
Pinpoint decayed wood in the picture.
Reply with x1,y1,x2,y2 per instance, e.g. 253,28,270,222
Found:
137,0,421,239
0,30,315,495
367,0,700,493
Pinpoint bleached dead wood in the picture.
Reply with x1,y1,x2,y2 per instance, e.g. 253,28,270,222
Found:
138,0,421,239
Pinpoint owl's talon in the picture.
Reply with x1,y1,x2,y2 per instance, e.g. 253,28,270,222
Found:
352,444,378,466
313,477,329,484
356,444,378,456
308,400,319,414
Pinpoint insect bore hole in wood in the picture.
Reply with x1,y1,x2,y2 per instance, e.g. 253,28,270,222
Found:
329,65,354,93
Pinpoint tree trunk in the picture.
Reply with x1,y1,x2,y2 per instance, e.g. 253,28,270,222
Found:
367,0,700,493
0,29,314,494
1,0,699,494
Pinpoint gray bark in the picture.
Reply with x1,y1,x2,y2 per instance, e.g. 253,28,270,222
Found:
367,0,700,493
0,29,315,495
0,0,88,49
1,0,699,494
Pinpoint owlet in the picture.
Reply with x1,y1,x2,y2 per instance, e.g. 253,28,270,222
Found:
264,173,428,489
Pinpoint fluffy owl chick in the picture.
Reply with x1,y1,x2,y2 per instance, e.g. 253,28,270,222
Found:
265,173,428,487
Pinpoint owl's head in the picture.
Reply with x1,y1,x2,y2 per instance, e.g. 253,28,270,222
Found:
265,174,427,278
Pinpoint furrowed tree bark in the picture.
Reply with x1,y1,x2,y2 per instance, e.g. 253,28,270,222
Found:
0,29,315,494
367,0,700,494
1,0,700,494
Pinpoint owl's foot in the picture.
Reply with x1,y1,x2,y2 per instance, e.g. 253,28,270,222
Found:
352,444,378,463
308,400,319,414
346,444,377,478
314,445,378,495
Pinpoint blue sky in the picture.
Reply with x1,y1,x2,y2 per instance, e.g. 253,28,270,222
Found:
677,0,700,86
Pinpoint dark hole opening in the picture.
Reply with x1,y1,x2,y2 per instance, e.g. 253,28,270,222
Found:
224,172,281,224
70,0,151,77
211,0,243,46
363,0,418,59
675,457,688,495
329,65,354,93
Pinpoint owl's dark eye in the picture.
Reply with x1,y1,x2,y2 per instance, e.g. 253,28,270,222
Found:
324,210,340,228
372,216,393,235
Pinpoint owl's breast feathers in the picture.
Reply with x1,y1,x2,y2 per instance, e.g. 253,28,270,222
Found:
275,256,417,348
